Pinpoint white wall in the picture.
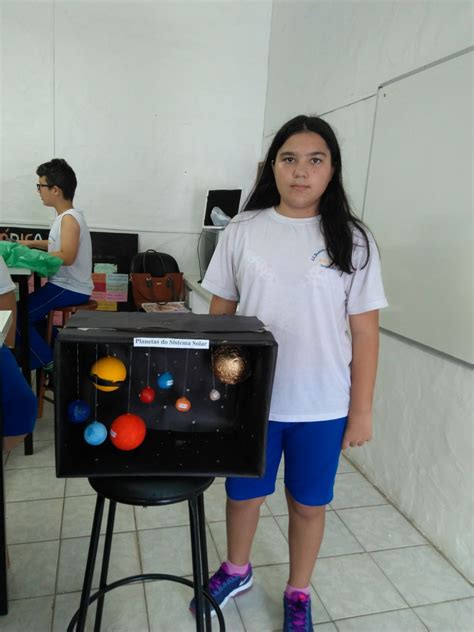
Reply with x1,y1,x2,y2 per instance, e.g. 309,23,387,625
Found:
0,0,272,273
265,0,473,581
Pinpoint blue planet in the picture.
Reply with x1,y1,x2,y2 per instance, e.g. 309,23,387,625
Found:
157,371,174,389
67,399,91,423
84,421,108,446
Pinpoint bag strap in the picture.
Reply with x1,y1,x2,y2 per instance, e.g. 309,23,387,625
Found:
143,249,166,277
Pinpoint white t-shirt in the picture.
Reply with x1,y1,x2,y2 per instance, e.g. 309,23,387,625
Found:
0,256,15,296
202,208,388,422
48,208,93,295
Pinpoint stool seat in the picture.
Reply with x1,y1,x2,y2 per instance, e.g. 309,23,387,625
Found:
88,476,214,506
54,299,99,324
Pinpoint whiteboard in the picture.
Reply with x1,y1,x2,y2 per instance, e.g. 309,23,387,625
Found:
363,49,473,364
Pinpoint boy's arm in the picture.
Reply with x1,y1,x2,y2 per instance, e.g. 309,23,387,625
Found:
343,309,380,450
0,289,17,347
48,214,80,265
209,295,238,315
17,239,49,250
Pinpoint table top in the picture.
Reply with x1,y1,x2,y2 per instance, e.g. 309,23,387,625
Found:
0,310,13,346
9,267,32,276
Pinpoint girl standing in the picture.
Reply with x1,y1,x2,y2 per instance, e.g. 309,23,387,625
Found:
195,115,387,631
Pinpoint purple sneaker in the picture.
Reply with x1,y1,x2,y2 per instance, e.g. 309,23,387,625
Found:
190,562,253,616
283,591,313,631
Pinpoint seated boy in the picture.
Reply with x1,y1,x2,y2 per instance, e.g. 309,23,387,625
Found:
18,158,93,371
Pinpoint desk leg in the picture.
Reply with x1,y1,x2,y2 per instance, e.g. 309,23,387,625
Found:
16,278,33,456
0,407,8,614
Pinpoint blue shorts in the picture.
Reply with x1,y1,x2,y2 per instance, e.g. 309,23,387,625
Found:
226,417,347,506
0,346,37,436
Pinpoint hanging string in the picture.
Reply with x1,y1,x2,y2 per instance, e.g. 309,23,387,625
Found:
76,344,80,398
128,345,133,413
147,348,151,387
182,348,189,397
210,348,216,390
94,344,98,418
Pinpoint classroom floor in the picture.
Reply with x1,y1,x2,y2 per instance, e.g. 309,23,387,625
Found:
2,400,473,632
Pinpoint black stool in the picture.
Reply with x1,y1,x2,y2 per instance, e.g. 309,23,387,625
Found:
69,476,225,632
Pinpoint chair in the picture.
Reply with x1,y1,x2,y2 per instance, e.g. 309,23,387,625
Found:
36,299,98,418
68,476,225,632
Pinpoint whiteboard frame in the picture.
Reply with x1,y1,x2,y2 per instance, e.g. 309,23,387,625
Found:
362,47,474,365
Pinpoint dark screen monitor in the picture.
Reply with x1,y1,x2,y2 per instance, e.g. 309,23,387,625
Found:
203,189,242,227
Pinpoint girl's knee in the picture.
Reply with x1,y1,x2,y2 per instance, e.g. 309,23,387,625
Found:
227,496,266,511
287,495,326,519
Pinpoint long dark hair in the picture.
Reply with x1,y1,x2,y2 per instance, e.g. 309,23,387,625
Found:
243,115,369,273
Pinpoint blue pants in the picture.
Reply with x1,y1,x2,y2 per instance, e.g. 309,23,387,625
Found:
0,346,37,436
16,282,90,370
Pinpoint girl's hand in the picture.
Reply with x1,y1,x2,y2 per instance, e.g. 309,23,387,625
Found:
342,411,373,449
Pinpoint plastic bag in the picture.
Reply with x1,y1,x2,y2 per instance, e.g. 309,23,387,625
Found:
210,206,231,227
0,241,63,277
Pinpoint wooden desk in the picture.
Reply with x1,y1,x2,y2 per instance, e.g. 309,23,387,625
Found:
0,310,13,615
10,268,37,455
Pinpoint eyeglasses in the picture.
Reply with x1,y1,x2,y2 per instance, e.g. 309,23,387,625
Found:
36,184,53,191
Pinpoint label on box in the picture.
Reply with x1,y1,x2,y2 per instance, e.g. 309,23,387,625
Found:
133,337,210,349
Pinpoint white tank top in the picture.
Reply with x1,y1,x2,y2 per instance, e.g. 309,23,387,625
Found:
48,208,93,295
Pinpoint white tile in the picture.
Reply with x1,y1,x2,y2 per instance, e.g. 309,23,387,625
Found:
335,608,427,631
5,466,65,501
6,441,55,469
61,494,135,538
236,563,330,631
33,418,55,441
52,584,149,632
139,524,220,577
337,505,427,551
337,455,356,473
275,512,363,558
0,595,53,631
265,479,289,516
314,624,337,631
57,531,141,593
65,477,96,497
6,498,63,544
8,540,59,599
209,516,289,567
40,399,55,421
277,458,285,479
331,473,387,509
415,597,474,631
372,546,474,607
312,553,407,620
146,578,245,631
135,499,190,530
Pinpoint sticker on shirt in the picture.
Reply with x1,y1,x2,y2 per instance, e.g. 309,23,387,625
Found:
310,248,332,267
304,249,341,289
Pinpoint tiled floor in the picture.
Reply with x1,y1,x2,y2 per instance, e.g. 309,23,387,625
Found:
2,401,473,631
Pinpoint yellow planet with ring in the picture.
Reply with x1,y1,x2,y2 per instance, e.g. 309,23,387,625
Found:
90,356,127,392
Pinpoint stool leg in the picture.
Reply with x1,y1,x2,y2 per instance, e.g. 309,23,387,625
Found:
188,497,205,632
197,493,212,630
94,499,116,632
77,494,106,632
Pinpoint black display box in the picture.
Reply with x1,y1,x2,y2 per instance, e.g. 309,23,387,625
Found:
54,312,277,478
